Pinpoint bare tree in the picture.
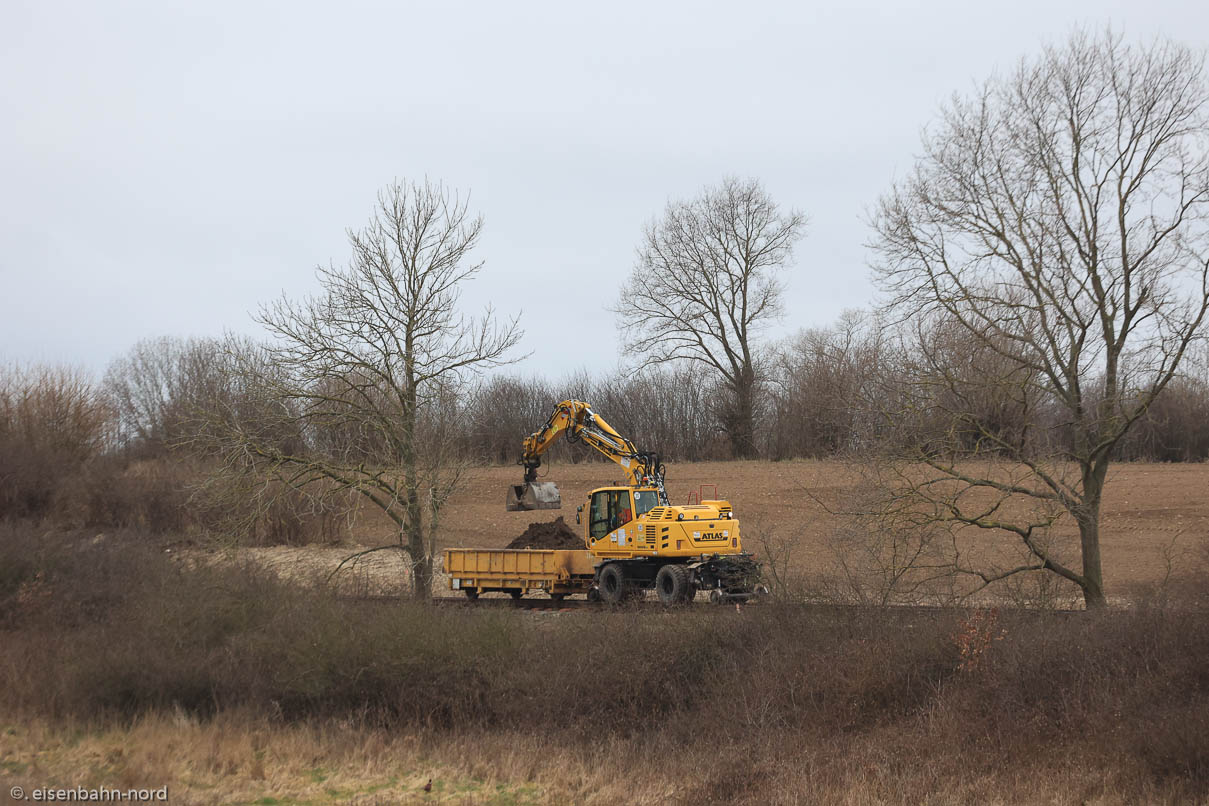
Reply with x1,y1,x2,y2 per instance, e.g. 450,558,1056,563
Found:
1120,341,1209,460
204,180,521,597
617,177,806,458
103,336,234,455
767,310,891,459
465,375,556,464
869,29,1209,609
0,363,110,518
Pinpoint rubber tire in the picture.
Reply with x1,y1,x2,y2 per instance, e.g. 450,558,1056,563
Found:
464,588,480,601
598,563,630,605
656,564,691,606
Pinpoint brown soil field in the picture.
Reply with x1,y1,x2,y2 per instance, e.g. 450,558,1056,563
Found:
235,464,1209,601
311,459,1209,600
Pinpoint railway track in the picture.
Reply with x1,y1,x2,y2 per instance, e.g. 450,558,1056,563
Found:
348,594,710,611
342,594,1085,614
437,596,629,611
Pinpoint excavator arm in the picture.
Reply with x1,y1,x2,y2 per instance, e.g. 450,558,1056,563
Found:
506,400,668,511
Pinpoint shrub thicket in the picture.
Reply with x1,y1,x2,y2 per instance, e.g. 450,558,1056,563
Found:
4,330,1207,549
1,525,1206,802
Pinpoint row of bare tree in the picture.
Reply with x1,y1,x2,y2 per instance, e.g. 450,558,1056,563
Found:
6,312,1204,497
4,29,1206,608
765,311,1209,463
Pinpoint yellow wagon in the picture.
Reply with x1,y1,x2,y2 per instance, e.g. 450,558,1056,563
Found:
443,548,595,601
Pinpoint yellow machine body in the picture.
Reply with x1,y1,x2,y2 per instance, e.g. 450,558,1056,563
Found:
476,399,762,604
578,487,743,560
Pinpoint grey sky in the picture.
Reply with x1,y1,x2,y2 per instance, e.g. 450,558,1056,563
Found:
3,0,1207,381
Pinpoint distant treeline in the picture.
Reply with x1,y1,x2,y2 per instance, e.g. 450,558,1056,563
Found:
3,315,1206,530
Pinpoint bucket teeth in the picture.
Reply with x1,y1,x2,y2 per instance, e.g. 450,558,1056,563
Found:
506,482,562,511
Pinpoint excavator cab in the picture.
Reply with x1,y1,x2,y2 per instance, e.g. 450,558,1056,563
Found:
506,481,561,511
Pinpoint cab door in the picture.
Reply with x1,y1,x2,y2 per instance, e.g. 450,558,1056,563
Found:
588,489,633,545
588,491,611,543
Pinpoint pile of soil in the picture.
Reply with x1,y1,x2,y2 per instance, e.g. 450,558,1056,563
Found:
506,516,583,550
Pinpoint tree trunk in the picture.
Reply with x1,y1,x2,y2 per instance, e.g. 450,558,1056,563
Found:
411,552,434,600
1077,517,1107,609
728,374,758,460
1077,463,1108,610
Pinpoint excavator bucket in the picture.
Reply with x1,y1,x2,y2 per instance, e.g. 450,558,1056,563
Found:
506,482,562,511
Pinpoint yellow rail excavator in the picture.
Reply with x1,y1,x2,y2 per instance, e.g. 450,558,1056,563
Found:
503,399,763,604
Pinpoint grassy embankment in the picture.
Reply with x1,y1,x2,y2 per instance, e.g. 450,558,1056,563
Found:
2,522,1208,805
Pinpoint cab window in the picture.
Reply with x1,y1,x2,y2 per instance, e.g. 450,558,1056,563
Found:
632,489,658,518
589,490,632,541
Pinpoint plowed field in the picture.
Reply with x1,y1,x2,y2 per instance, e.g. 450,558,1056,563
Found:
339,460,1209,595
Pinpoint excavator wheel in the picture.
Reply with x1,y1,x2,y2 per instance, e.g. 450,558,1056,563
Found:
655,564,693,606
597,563,632,605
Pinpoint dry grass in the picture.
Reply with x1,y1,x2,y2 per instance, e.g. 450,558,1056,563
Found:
0,716,549,805
6,713,1201,806
2,523,1208,804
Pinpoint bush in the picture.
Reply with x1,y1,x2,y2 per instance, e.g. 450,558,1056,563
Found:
2,524,1207,802
0,364,110,520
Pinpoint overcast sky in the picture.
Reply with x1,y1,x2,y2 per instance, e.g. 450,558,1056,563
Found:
3,0,1207,381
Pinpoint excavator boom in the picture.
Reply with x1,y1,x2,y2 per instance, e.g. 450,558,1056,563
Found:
506,400,667,511
481,399,764,605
